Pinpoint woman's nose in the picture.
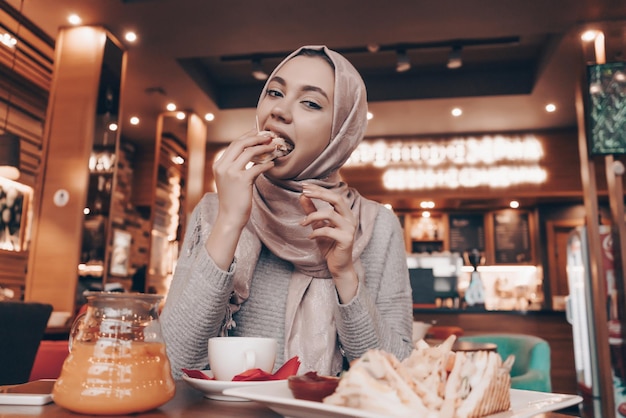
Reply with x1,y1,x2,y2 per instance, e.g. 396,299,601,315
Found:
270,102,292,123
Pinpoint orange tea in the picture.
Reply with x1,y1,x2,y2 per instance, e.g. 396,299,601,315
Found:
52,341,175,415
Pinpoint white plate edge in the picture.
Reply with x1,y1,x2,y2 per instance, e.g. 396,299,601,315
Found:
224,383,584,418
182,373,288,391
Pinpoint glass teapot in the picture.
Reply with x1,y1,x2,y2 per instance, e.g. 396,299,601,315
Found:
52,292,176,415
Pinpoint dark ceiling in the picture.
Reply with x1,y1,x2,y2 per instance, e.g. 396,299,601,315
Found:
178,34,539,109
6,0,626,211
10,0,626,147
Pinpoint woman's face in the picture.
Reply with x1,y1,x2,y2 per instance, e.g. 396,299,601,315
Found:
256,54,335,180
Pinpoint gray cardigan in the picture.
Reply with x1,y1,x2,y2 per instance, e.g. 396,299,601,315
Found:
161,194,414,379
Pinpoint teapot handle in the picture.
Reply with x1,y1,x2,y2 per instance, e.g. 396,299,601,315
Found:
68,305,88,352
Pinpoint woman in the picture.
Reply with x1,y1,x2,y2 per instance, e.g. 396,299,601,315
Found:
161,45,413,378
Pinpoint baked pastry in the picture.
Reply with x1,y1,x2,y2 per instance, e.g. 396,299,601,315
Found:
323,336,514,418
251,131,294,163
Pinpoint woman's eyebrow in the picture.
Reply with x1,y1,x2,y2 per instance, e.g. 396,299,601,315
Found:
301,85,329,100
268,76,286,86
268,76,329,100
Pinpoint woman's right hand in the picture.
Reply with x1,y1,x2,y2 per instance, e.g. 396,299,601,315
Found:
212,129,276,228
206,129,276,269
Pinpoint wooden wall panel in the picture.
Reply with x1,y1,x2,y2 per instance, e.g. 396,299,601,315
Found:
0,1,52,295
25,27,109,311
0,250,27,297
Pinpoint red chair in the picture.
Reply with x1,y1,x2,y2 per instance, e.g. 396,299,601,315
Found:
426,325,464,340
29,340,69,381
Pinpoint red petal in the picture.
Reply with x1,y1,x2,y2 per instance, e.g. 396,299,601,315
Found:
182,368,214,380
232,356,301,381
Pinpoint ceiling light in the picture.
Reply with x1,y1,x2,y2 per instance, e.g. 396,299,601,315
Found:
447,45,462,69
545,103,556,113
67,14,82,25
204,113,215,122
367,112,373,120
124,32,137,42
0,33,17,49
108,123,118,131
251,58,269,81
130,116,140,125
166,102,176,111
581,30,601,42
509,200,520,209
396,49,410,73
176,111,186,120
451,107,463,117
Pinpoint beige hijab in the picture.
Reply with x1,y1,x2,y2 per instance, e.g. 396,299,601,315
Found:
227,46,379,376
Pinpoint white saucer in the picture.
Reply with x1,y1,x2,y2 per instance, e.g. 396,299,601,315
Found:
182,370,287,401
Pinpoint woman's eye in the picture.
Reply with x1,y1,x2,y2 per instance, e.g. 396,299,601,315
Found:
266,88,283,98
302,100,322,110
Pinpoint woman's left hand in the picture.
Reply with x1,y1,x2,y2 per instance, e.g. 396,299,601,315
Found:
299,184,358,301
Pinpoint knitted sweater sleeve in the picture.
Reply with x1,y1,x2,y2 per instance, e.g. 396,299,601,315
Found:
160,194,235,378
334,206,414,363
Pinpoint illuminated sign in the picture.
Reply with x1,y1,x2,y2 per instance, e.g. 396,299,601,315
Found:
345,135,547,190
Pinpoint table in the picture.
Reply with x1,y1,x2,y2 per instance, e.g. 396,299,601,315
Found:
0,380,280,418
425,338,498,352
0,380,578,417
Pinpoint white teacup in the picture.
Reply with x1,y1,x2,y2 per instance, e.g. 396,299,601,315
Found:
208,336,277,381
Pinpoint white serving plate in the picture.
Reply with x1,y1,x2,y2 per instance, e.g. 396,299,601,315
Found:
223,381,582,418
182,370,287,401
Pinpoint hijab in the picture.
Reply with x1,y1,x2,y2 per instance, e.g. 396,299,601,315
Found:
227,45,380,376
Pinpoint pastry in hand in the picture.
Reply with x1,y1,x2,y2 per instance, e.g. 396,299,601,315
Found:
251,131,294,163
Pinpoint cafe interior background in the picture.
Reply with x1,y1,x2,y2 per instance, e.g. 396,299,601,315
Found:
0,0,626,395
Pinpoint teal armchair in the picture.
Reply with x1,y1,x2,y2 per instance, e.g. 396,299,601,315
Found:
458,333,552,392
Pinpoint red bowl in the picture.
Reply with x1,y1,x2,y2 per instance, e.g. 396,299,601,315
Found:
287,372,340,402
